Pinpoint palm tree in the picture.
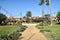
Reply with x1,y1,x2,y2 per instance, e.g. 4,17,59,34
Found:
39,0,52,26
46,0,52,26
46,0,49,6
39,0,44,18
39,0,44,26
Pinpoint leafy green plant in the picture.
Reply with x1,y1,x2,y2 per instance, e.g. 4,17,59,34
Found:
0,25,20,40
40,29,46,32
20,26,25,32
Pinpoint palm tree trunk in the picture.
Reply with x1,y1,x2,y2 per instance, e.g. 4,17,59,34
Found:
42,5,44,26
42,5,44,18
49,0,52,26
46,0,52,26
49,7,52,26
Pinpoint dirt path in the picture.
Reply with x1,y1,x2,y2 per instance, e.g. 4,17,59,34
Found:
18,23,47,40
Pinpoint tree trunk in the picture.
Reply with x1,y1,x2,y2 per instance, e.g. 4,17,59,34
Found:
42,5,44,26
49,7,52,26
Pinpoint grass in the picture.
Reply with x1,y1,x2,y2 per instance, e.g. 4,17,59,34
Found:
44,25,60,40
44,25,60,36
37,24,60,40
0,25,18,36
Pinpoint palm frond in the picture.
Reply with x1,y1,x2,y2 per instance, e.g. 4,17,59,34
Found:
39,0,44,6
46,0,50,6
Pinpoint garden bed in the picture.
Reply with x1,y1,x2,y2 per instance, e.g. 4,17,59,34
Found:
0,25,21,40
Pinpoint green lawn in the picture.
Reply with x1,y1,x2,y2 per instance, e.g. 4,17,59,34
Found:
44,25,60,36
37,24,60,40
0,25,18,36
44,25,60,40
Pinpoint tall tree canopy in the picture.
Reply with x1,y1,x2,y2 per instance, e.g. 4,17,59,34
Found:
0,13,7,24
26,11,32,18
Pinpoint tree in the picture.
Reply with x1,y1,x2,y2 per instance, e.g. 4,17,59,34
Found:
26,11,32,23
39,0,44,18
46,0,53,26
39,0,44,6
44,14,50,24
23,16,26,18
5,19,10,23
39,0,49,17
39,0,50,25
39,0,44,26
44,14,50,19
26,11,32,18
46,0,49,6
56,10,60,22
0,13,7,24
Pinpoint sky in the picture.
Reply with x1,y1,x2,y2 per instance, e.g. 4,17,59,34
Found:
0,0,60,18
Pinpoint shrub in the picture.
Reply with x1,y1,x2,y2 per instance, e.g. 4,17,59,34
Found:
30,19,33,23
8,31,21,40
56,22,60,24
45,28,51,32
0,13,7,25
40,29,46,32
37,26,44,29
20,25,25,32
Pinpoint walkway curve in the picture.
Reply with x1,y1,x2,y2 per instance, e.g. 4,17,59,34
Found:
18,23,47,40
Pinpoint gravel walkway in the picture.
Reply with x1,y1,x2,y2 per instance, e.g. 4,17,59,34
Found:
18,23,47,40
